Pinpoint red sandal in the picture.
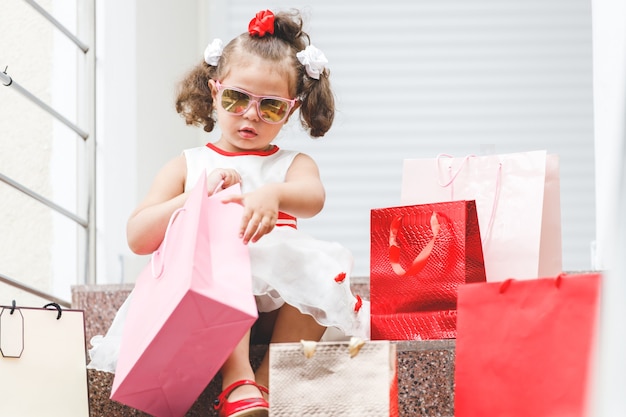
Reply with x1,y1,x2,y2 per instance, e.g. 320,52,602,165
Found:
213,379,269,417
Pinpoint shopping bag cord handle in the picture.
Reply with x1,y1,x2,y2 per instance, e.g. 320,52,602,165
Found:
500,275,565,294
436,153,502,245
436,153,476,188
9,299,16,314
151,207,186,278
150,180,225,278
43,302,62,320
389,212,440,276
482,163,503,244
499,279,514,293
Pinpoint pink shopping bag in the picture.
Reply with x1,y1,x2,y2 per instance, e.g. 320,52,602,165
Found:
401,150,562,281
111,173,258,417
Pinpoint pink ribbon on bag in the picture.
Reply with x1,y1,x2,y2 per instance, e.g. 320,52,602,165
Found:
435,153,502,244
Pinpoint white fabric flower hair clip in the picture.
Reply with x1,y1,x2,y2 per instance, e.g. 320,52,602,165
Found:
204,38,224,66
296,45,328,80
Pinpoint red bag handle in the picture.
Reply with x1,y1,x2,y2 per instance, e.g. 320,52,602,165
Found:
388,212,440,276
499,274,566,294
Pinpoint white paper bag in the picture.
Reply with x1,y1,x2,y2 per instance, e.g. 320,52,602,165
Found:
401,150,562,281
0,302,90,416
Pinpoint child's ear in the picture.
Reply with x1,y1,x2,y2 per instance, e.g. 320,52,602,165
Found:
208,79,218,101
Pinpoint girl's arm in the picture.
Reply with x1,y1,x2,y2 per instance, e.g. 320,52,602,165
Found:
127,155,243,254
270,152,325,218
126,155,188,255
127,154,243,255
222,153,325,244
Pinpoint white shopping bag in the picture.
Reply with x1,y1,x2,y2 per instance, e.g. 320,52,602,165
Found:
401,150,562,281
0,302,90,416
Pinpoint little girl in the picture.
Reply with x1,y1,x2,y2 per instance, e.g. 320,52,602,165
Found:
88,9,369,417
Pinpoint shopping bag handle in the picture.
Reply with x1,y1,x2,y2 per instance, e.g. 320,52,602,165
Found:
436,153,476,188
43,302,63,320
435,153,502,243
151,207,186,278
300,337,367,359
151,180,225,278
388,212,440,276
499,274,566,294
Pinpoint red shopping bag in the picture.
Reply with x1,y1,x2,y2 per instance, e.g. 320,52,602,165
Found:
401,150,562,282
454,272,601,417
370,200,486,340
111,173,258,417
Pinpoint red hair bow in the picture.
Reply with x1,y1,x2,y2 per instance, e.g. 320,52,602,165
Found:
248,10,275,37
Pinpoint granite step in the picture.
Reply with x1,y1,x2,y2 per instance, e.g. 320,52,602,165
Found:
72,281,455,417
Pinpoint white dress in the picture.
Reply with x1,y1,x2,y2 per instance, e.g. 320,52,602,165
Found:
87,143,370,372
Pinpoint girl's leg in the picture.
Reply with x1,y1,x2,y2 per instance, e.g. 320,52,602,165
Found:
254,303,326,389
219,329,264,402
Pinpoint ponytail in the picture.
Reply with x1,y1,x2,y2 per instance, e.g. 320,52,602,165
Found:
298,68,334,137
175,62,217,133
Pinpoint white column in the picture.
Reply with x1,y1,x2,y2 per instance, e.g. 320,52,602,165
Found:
589,0,626,415
96,0,203,283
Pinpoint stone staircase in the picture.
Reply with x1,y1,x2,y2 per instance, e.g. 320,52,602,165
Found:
71,278,455,417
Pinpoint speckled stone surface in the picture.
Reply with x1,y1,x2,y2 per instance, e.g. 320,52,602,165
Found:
72,283,456,417
72,284,134,345
396,340,455,417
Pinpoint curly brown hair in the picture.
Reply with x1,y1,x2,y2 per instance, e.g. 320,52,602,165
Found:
175,10,335,138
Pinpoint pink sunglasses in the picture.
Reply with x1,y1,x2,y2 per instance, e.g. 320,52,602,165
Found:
215,81,297,124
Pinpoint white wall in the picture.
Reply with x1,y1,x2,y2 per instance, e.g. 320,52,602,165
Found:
591,0,626,270
96,0,204,283
0,0,56,306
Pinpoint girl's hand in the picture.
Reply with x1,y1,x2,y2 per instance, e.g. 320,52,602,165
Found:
221,186,280,244
206,168,242,195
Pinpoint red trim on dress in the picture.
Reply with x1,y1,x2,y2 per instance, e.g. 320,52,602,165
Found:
206,142,280,156
204,143,297,228
277,212,297,229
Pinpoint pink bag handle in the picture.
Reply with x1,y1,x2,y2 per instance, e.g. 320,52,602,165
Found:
436,153,476,190
151,207,186,278
435,153,502,244
151,180,225,278
388,212,440,276
483,163,502,243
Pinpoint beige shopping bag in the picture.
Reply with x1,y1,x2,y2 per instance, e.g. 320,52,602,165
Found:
269,339,398,417
0,302,90,416
401,150,562,281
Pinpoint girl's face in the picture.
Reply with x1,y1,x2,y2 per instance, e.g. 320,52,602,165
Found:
209,54,298,153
